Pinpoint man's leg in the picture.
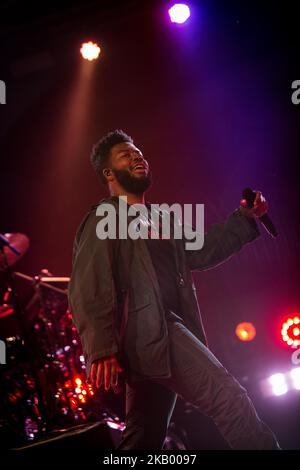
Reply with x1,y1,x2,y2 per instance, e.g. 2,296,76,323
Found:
157,320,280,450
116,380,177,450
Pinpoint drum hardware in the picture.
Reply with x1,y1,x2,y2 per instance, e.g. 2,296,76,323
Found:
0,234,128,449
0,233,30,272
0,235,50,442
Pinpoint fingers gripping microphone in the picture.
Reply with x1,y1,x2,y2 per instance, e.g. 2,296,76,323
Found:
242,187,278,238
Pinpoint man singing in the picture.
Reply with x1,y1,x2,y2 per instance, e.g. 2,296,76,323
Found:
68,130,280,450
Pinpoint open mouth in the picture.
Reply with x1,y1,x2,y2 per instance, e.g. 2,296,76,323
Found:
131,164,147,173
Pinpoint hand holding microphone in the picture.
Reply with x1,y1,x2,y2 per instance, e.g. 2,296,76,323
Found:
239,187,278,238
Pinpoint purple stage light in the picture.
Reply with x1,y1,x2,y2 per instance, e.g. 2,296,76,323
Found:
168,3,191,24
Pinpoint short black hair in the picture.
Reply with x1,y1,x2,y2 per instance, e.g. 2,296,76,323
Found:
90,129,133,184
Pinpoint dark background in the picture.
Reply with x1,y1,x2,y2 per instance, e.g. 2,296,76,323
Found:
1,0,300,449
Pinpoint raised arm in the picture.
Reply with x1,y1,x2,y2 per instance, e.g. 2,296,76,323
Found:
185,208,260,271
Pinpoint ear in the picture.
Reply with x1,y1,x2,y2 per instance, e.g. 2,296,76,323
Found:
103,168,113,182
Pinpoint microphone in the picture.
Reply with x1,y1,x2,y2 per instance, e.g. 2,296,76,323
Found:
241,188,278,238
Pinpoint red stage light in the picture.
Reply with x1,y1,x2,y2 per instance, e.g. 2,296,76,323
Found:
280,315,300,348
235,322,256,342
63,374,93,411
64,380,71,389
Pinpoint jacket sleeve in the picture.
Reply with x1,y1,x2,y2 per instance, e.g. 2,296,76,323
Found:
184,208,261,271
68,210,119,377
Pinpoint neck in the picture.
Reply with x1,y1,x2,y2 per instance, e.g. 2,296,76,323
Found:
110,188,145,205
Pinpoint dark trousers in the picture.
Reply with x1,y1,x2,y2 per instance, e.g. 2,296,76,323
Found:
117,317,280,450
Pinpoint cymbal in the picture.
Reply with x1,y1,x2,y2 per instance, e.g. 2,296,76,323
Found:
0,233,30,271
0,304,14,319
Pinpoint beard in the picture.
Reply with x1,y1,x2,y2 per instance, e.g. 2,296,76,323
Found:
112,168,152,194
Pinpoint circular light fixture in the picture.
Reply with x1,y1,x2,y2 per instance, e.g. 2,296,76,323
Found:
80,41,101,61
168,3,191,24
235,322,256,342
280,315,300,348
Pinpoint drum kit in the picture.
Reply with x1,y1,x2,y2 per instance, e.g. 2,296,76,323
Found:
0,232,109,448
0,232,188,451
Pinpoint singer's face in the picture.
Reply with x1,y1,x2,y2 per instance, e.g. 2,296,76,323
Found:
104,142,152,194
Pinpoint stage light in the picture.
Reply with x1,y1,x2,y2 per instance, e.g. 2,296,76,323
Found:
280,315,300,349
260,367,300,397
168,3,191,24
269,373,288,396
64,380,71,389
235,322,256,342
80,41,101,61
290,368,300,390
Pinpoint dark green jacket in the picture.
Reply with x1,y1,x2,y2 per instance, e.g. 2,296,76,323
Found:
68,196,260,383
